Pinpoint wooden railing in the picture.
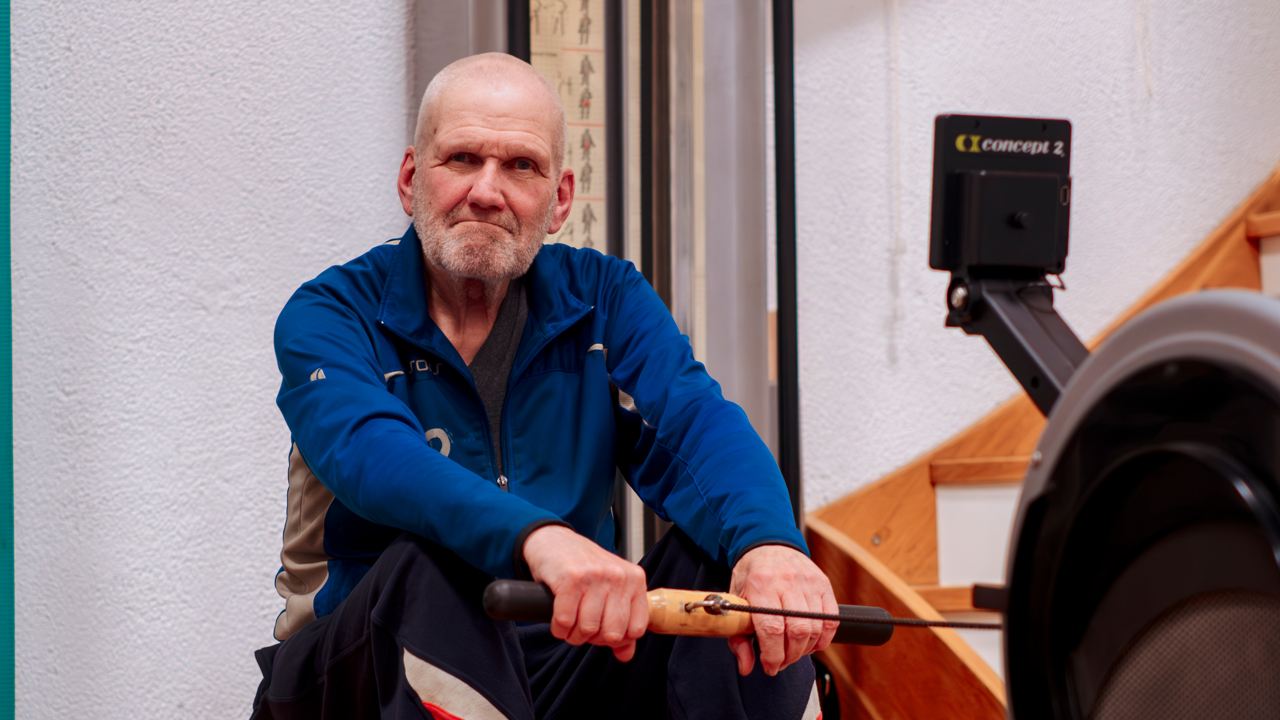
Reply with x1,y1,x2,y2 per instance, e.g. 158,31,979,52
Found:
809,517,1006,719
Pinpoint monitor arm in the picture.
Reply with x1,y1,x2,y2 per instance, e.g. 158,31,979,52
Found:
946,276,1089,416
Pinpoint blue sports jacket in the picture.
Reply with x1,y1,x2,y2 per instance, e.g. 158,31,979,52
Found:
270,226,806,640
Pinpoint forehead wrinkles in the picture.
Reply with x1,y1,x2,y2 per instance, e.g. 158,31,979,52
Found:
430,114,554,160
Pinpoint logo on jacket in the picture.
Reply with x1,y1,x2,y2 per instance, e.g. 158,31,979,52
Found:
425,428,451,457
309,368,327,381
409,359,443,377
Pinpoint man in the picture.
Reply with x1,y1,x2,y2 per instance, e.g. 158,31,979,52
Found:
252,53,837,719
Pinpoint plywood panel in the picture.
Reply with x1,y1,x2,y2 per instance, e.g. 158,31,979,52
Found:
824,658,886,720
811,397,1043,585
811,462,938,585
809,518,1005,720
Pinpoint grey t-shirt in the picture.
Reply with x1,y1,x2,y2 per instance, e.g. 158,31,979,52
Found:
466,277,528,480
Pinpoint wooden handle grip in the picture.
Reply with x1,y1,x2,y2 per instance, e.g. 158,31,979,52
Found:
646,588,754,637
482,580,894,646
482,580,751,636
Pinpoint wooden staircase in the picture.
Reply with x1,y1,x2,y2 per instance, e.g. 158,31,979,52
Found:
808,163,1280,719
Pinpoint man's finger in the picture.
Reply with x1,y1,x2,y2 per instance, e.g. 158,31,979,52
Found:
567,587,606,645
611,639,637,663
626,577,649,642
728,636,755,676
800,587,826,658
753,610,787,676
817,589,839,653
781,589,814,669
595,588,632,646
550,589,582,641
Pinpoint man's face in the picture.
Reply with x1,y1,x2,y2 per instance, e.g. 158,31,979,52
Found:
409,81,572,282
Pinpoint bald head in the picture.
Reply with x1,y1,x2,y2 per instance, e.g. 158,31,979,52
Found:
400,52,576,292
414,53,567,173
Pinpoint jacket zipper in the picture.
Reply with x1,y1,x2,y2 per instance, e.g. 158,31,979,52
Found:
490,311,590,492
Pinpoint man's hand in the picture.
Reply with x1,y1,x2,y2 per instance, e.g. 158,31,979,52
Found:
728,545,838,677
522,525,650,662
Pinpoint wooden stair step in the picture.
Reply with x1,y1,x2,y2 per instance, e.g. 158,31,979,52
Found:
929,455,1030,485
1246,209,1280,239
913,584,978,612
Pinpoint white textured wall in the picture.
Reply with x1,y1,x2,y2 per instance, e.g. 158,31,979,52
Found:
795,0,1280,509
13,2,412,716
14,0,1280,715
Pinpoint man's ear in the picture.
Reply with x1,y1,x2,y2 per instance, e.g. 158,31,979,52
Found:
397,147,417,216
546,167,576,234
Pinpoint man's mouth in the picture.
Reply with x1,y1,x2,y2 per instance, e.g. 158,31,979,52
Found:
451,218,516,234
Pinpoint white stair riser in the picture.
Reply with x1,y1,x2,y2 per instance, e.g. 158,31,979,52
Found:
936,484,1021,586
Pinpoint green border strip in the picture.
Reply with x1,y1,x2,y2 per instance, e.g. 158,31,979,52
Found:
1,0,13,715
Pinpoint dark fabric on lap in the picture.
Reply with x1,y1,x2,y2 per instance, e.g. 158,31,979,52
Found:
250,528,813,719
250,533,533,720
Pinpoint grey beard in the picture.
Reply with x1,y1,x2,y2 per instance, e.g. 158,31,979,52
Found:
415,195,557,286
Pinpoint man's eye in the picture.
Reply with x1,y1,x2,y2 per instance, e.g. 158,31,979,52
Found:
514,159,534,171
450,153,469,163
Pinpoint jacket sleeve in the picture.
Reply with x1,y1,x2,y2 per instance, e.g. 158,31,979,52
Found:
274,275,564,578
600,260,808,567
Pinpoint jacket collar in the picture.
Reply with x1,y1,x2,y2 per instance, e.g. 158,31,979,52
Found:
378,225,592,362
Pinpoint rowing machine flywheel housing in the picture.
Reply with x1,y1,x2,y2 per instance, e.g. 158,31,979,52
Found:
1006,291,1280,719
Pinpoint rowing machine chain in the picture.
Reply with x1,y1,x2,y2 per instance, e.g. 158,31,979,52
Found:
685,594,1003,630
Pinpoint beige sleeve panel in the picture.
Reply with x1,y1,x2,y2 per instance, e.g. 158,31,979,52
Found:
273,444,336,641
403,648,508,720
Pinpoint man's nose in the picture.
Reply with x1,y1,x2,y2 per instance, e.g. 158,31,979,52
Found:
467,160,506,211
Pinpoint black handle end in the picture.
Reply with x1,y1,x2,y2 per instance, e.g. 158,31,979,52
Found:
972,584,1008,613
833,605,895,646
484,579,555,623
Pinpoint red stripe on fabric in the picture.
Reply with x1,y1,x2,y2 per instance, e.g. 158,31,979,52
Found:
422,701,468,720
